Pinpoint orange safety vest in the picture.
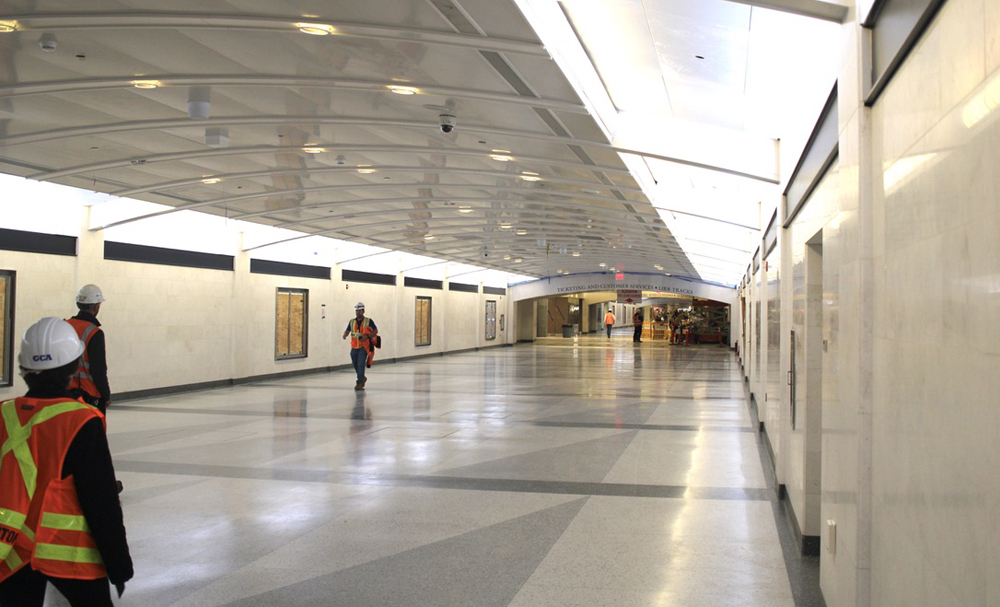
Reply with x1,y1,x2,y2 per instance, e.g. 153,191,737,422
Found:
349,318,374,349
604,312,615,325
0,397,108,582
65,318,101,399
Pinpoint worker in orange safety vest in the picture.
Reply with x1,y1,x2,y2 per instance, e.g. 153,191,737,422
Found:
0,317,132,607
65,284,111,414
342,302,379,391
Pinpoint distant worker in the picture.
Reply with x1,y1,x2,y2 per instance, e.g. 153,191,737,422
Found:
0,317,133,606
633,311,643,343
604,309,615,338
66,284,111,414
342,302,378,391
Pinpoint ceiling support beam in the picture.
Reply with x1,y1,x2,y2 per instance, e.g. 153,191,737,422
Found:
721,0,848,22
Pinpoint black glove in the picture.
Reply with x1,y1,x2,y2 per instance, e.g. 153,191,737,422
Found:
115,582,126,598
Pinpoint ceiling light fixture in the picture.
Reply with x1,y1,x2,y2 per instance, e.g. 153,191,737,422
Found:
572,252,580,257
500,223,512,229
520,172,541,181
458,206,473,214
131,80,160,89
490,152,514,162
516,229,527,235
599,263,607,267
0,21,17,33
514,258,522,263
388,85,418,95
302,147,325,154
201,178,221,184
295,22,335,35
503,255,511,260
356,165,376,174
424,234,435,241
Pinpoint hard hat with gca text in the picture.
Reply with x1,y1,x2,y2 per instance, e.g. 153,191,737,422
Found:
77,284,105,304
18,317,85,375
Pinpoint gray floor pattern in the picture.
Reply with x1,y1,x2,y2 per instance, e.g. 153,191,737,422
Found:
42,333,821,606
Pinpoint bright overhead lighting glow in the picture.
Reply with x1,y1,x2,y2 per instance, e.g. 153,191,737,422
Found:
356,166,376,174
503,255,511,260
599,262,607,267
572,252,580,257
516,228,527,235
302,147,325,154
0,21,17,32
201,178,221,184
295,22,335,35
424,234,435,241
490,154,514,162
520,172,541,181
514,258,522,263
500,223,512,229
458,206,473,213
388,85,419,95
131,80,160,89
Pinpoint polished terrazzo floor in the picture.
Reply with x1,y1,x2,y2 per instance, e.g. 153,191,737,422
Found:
44,331,821,606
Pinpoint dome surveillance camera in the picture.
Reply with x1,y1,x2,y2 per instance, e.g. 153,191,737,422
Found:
39,33,58,52
439,114,457,134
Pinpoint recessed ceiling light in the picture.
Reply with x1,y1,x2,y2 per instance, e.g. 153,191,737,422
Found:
516,229,527,235
490,154,514,162
500,223,512,229
131,80,160,89
356,165,376,174
599,263,607,267
503,255,511,260
514,258,522,263
572,252,580,257
295,22,335,35
424,234,435,241
302,147,325,154
458,206,473,214
201,178,221,184
520,172,541,182
388,85,418,95
0,21,17,33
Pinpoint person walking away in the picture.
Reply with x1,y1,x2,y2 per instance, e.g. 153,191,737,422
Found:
65,284,122,493
603,309,615,338
633,311,643,343
342,302,378,391
66,285,111,415
0,317,133,607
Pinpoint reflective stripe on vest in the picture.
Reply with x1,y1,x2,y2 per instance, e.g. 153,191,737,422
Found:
34,543,103,565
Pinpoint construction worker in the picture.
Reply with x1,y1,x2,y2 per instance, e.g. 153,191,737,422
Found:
603,308,615,338
66,285,111,414
0,317,133,606
342,302,378,391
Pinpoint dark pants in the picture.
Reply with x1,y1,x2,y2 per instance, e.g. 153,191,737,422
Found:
605,324,612,337
0,566,113,607
633,325,642,342
350,347,367,383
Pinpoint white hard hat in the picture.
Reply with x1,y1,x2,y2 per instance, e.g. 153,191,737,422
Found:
77,284,104,304
18,317,85,375
354,302,365,310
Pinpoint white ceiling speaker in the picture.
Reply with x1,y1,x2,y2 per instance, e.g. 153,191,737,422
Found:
188,86,211,119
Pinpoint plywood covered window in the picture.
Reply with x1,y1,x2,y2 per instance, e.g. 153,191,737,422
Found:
276,288,308,359
415,296,431,346
0,271,13,386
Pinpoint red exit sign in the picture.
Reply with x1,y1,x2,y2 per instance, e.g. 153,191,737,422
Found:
615,273,624,280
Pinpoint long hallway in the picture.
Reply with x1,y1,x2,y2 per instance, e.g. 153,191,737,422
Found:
53,336,820,606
